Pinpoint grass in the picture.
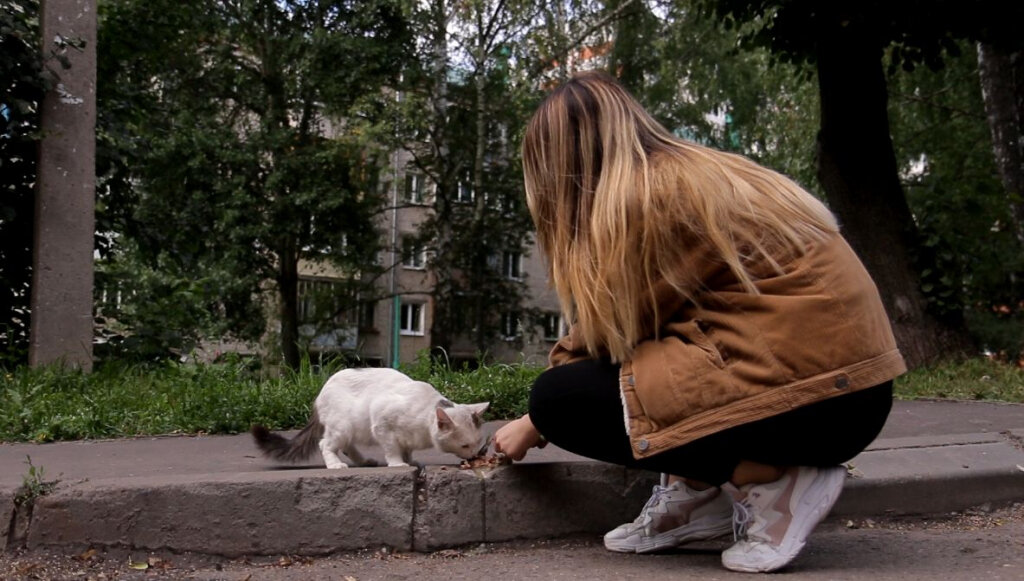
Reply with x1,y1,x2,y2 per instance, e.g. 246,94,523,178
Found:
0,359,326,442
893,357,1024,402
0,356,1019,443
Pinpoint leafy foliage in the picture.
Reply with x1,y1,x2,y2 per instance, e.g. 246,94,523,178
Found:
888,41,1024,359
95,0,412,365
1,0,45,366
699,1,1024,68
615,2,822,191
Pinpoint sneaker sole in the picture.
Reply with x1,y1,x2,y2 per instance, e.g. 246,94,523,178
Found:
722,466,847,572
604,517,733,554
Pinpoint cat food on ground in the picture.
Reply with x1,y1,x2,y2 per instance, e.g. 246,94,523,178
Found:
460,453,512,470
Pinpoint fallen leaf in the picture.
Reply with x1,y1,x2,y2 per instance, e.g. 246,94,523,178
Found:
75,548,98,561
15,563,41,575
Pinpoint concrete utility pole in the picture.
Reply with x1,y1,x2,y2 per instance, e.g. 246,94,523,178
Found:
29,0,97,371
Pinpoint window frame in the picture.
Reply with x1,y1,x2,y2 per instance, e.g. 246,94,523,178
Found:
401,237,427,270
399,301,425,336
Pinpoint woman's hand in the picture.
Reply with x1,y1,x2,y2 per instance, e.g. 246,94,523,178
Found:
493,414,543,461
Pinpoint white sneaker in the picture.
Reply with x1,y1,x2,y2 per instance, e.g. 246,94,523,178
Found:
722,465,847,573
603,480,734,553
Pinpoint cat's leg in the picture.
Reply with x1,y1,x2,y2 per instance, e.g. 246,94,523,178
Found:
376,438,410,467
370,423,410,467
402,450,425,470
319,430,349,469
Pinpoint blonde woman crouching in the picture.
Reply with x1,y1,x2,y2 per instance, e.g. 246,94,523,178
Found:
494,70,906,573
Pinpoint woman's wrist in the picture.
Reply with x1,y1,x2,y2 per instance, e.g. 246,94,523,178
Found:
522,414,547,448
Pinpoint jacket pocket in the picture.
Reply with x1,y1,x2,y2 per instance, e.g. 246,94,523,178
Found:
671,319,726,370
629,324,731,431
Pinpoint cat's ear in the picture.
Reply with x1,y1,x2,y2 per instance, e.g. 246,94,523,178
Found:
436,406,454,431
468,402,490,427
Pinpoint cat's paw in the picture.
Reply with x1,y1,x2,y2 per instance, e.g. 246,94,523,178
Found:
325,461,350,469
386,461,410,467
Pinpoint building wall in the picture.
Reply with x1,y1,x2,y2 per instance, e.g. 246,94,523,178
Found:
292,153,564,368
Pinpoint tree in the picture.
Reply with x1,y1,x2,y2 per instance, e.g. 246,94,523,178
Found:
96,0,411,367
697,0,1024,367
608,2,821,189
888,41,1024,360
977,42,1024,246
384,0,540,361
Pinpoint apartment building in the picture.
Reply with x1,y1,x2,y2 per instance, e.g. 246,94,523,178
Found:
295,155,563,368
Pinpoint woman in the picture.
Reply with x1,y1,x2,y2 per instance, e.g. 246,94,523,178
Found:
493,71,906,573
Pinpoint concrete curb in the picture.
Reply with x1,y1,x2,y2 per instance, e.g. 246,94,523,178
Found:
834,439,1024,516
1,486,16,551
3,421,1023,558
11,457,1024,558
26,469,418,557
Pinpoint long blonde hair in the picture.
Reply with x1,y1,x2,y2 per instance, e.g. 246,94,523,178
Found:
521,70,838,363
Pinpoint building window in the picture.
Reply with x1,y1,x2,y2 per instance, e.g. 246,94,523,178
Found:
503,251,522,280
543,312,564,341
404,172,427,204
400,302,425,335
502,311,521,339
402,237,427,269
455,180,474,204
358,300,376,330
298,279,342,324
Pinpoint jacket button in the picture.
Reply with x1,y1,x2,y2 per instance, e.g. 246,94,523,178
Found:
834,376,850,390
637,439,649,451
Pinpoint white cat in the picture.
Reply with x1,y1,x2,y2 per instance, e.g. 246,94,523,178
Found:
252,367,490,468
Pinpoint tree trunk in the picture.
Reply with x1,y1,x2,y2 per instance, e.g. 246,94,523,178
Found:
814,24,970,368
30,0,97,371
278,235,301,369
471,11,490,355
426,0,454,359
976,43,1024,245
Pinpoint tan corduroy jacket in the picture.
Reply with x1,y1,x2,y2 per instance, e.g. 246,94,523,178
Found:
548,231,907,459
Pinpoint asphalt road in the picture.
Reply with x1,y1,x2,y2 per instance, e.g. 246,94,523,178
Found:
3,503,1022,581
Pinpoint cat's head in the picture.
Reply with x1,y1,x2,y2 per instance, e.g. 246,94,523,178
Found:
432,401,490,460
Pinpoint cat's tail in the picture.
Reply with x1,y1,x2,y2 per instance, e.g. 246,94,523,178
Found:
251,410,324,463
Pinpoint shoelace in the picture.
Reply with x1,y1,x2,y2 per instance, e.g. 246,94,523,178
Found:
732,500,753,542
633,484,670,525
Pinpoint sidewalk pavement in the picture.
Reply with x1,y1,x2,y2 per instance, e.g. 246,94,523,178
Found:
1,399,1022,558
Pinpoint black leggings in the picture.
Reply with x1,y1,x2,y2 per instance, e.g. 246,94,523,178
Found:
528,358,893,486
